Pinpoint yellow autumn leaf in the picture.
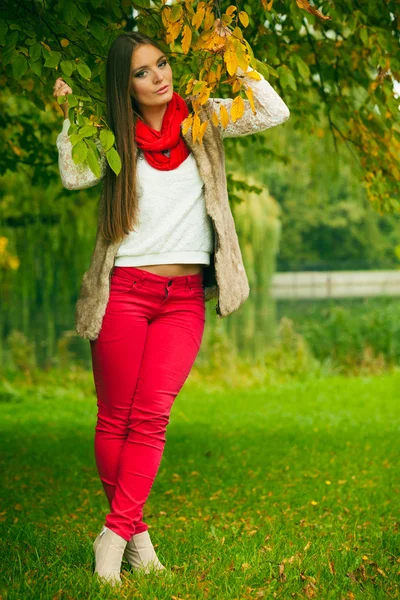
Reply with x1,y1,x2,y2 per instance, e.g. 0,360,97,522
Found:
246,70,262,80
296,0,331,20
238,11,249,27
211,110,219,127
226,5,237,16
181,24,192,55
169,3,183,22
0,237,8,253
198,86,211,105
161,6,171,27
192,113,201,142
232,78,241,93
219,104,229,129
204,7,215,30
185,77,195,94
61,38,69,47
181,114,193,135
8,256,20,270
198,120,209,144
245,86,256,113
230,95,245,123
166,20,183,44
184,0,194,16
200,31,226,53
192,5,205,30
206,70,218,84
224,43,238,76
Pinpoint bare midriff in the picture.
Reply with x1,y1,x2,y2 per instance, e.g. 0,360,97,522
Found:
133,264,204,276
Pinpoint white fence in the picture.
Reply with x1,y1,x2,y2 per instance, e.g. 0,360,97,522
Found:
270,270,400,299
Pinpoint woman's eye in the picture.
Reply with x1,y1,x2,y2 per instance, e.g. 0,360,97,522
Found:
135,60,168,78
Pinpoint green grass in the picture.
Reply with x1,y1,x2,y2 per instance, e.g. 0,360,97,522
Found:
0,368,399,599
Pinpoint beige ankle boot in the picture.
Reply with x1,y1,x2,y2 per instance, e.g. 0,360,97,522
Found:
93,525,128,586
123,530,166,574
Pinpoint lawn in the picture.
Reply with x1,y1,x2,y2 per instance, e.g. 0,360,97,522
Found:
0,368,399,599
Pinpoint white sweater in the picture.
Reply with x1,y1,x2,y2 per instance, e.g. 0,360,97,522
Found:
56,65,290,267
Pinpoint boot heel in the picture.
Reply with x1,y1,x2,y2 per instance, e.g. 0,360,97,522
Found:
93,526,128,586
123,530,166,574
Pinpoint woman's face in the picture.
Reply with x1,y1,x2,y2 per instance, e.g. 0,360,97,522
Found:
130,44,173,112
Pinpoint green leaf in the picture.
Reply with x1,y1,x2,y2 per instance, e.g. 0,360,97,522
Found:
293,55,310,79
71,140,88,164
60,60,74,77
99,129,115,152
62,1,78,26
75,5,91,27
360,26,368,47
29,42,41,62
277,65,297,91
31,95,46,111
88,20,105,41
70,133,84,145
44,51,62,69
170,3,183,23
77,61,91,80
79,125,97,138
106,147,121,175
0,23,8,46
29,60,42,77
86,147,101,178
86,138,100,158
57,94,70,107
12,55,28,79
109,0,123,18
2,49,18,68
3,31,19,54
254,58,269,80
66,94,78,108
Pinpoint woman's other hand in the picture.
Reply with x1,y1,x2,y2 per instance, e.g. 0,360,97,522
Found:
213,18,232,41
53,77,73,119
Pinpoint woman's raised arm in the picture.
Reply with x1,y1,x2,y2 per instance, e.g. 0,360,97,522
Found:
53,78,107,190
56,118,107,191
208,64,290,139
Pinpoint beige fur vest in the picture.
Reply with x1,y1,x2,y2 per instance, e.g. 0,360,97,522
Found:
75,100,249,340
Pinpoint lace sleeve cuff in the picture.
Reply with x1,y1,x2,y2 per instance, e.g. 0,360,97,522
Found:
56,118,107,190
208,63,290,139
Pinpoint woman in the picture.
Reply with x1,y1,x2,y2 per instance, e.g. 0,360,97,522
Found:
54,28,289,586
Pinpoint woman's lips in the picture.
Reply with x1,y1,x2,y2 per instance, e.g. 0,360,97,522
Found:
155,85,169,94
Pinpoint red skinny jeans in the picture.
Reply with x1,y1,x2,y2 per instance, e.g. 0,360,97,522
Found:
89,266,206,541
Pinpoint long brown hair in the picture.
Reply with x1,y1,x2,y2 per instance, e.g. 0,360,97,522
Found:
98,32,167,244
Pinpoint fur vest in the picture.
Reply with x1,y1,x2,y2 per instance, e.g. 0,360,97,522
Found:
75,100,248,340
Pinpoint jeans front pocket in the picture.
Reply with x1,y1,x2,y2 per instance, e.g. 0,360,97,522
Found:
187,283,205,300
110,270,144,293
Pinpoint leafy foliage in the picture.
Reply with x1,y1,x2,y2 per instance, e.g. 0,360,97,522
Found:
0,0,399,211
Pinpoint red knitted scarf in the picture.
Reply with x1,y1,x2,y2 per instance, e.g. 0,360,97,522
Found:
135,91,190,171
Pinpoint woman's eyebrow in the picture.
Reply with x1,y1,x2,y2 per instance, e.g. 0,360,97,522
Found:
132,54,166,73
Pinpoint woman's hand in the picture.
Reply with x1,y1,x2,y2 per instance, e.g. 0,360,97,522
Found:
213,18,232,41
53,77,73,119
